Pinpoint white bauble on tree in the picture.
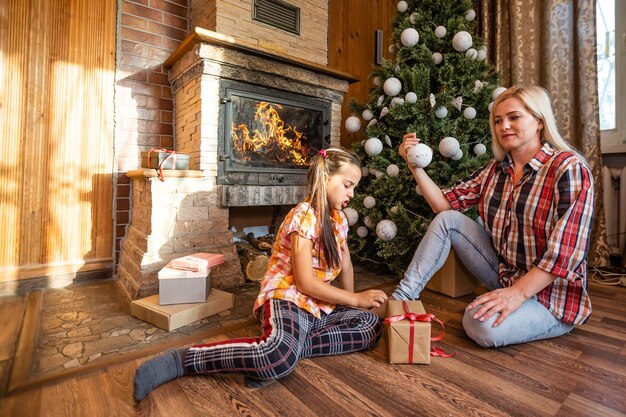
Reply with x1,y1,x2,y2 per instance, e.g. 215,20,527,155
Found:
434,26,447,38
380,106,389,117
344,115,361,132
432,52,443,65
363,215,373,229
377,95,385,107
390,97,404,108
415,184,423,195
357,226,368,238
400,28,419,47
386,164,400,177
492,86,507,99
373,169,385,179
463,106,477,119
363,196,376,209
388,44,396,54
361,167,369,177
435,106,448,118
384,135,392,147
364,137,383,156
451,149,464,160
383,77,402,96
397,0,408,12
373,76,382,86
405,91,417,103
409,12,418,25
476,48,487,61
407,143,433,168
343,207,359,226
452,31,473,52
465,48,478,59
464,9,476,21
362,109,374,121
439,136,460,158
367,118,377,127
376,220,397,241
474,143,487,156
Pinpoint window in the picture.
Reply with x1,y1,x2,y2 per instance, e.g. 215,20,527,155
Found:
597,0,626,153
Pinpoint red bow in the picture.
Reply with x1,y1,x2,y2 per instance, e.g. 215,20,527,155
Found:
146,148,177,182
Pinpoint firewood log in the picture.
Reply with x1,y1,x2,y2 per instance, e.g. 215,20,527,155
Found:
235,242,269,282
246,233,273,252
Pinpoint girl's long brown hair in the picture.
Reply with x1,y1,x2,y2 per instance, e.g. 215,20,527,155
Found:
306,148,361,268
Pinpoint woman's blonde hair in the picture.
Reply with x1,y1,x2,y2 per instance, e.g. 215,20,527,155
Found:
306,148,361,268
489,85,574,161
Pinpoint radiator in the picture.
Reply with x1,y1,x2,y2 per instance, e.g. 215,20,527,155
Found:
602,166,626,256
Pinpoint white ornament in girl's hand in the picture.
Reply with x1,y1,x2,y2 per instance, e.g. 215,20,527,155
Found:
463,106,477,119
364,137,383,156
415,184,423,195
383,77,402,96
473,143,487,156
434,26,447,38
362,109,374,121
363,196,376,209
407,143,433,168
452,31,473,52
405,92,417,103
439,136,460,158
344,115,361,132
357,226,369,238
400,28,419,47
376,220,397,241
386,164,400,177
343,207,359,226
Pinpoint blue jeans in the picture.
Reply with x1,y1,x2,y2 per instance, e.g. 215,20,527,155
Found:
392,210,574,347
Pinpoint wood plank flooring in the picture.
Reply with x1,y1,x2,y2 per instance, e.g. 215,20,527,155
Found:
1,279,625,417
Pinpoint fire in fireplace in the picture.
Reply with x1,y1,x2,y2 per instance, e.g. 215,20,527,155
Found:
218,80,331,186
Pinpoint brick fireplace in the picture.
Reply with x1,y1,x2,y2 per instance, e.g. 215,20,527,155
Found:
117,28,355,300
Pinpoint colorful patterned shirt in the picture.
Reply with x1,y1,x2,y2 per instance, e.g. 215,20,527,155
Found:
442,142,594,324
253,202,349,319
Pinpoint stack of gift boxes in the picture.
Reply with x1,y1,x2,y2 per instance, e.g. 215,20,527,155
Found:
131,253,234,331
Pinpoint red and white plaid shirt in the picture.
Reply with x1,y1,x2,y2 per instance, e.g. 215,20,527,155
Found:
443,142,594,324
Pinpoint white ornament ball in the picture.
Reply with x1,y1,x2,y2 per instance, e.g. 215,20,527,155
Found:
488,101,494,112
344,115,361,132
435,106,448,118
464,9,476,21
376,219,397,241
463,107,477,119
474,143,487,156
386,164,400,177
451,149,463,160
452,31,473,52
409,12,418,25
434,26,447,38
362,109,374,121
363,196,376,209
383,77,402,97
400,28,419,47
405,92,417,103
364,137,383,156
465,48,478,60
373,169,385,179
397,1,408,12
373,76,382,86
357,226,369,238
343,207,359,226
415,184,423,195
390,97,405,108
492,86,507,99
432,52,443,65
388,44,396,54
439,136,460,158
476,49,487,61
363,215,373,229
407,143,433,168
361,167,369,177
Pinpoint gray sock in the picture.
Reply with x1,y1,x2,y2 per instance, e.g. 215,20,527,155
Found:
134,348,187,401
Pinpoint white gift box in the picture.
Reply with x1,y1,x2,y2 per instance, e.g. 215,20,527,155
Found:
158,262,211,305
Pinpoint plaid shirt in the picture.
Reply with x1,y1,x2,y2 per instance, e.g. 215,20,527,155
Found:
443,143,594,324
253,202,348,319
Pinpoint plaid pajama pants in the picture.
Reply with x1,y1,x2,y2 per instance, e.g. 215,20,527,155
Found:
184,298,382,380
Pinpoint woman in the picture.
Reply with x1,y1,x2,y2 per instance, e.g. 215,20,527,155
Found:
395,85,594,347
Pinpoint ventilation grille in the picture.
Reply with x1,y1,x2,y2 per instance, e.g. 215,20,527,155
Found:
253,0,300,35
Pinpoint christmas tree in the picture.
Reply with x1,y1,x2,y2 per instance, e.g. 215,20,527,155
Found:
344,0,503,275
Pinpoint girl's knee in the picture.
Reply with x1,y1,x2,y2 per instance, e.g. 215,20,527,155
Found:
261,345,299,378
462,308,500,348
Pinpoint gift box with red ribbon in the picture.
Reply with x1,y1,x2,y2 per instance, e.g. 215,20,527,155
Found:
385,300,453,364
171,252,225,272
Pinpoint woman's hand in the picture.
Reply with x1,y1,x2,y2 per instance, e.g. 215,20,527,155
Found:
465,287,528,327
354,289,388,309
400,133,421,163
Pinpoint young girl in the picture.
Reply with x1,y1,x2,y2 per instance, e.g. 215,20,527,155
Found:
134,148,388,401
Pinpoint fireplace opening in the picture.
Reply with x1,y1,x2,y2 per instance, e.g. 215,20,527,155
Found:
218,80,331,186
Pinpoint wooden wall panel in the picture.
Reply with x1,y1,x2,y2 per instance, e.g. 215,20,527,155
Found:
328,0,397,148
0,0,116,282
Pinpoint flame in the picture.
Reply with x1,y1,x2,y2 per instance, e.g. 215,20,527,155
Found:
231,101,313,167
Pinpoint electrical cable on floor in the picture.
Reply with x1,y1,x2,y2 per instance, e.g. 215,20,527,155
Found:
590,267,626,286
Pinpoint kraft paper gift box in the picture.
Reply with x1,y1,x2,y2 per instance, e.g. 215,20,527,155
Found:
386,300,432,364
131,289,234,331
426,248,479,298
171,252,225,272
158,262,211,305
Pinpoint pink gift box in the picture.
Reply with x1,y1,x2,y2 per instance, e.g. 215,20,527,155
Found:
171,252,225,272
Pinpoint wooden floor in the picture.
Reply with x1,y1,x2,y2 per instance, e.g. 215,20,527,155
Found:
1,280,625,417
